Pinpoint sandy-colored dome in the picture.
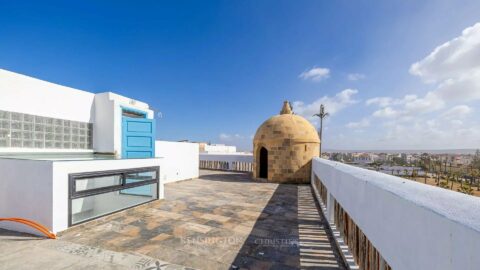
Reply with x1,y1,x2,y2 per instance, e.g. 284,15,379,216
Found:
254,108,320,144
252,101,320,184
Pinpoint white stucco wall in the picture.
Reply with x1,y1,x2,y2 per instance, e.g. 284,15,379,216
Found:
155,141,199,183
312,158,480,270
0,159,53,235
93,92,154,155
93,93,116,153
0,69,154,155
52,158,163,233
0,157,162,235
203,144,237,153
199,153,253,163
0,69,95,122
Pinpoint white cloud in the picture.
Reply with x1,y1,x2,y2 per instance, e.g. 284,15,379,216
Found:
347,73,366,81
325,23,480,150
299,67,330,81
375,115,480,149
346,118,370,129
372,107,399,118
292,89,359,125
441,105,473,120
402,92,444,113
219,133,231,140
409,22,480,102
366,97,393,107
368,92,444,118
435,69,480,101
217,133,252,151
219,133,243,141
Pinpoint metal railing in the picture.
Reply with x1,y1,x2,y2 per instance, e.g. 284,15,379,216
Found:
199,153,253,172
199,160,253,172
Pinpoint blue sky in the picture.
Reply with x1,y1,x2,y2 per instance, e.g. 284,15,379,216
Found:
1,1,480,151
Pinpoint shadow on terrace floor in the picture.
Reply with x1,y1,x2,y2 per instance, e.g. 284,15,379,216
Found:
229,182,346,270
0,228,44,242
198,171,254,183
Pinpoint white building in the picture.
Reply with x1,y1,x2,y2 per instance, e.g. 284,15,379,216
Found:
199,143,237,153
0,69,198,235
352,153,374,165
453,155,473,167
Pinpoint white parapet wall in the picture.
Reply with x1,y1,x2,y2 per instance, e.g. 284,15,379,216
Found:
0,69,95,123
199,153,253,172
155,141,199,183
312,157,480,270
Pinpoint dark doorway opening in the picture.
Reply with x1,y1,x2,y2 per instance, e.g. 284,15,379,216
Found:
259,147,268,178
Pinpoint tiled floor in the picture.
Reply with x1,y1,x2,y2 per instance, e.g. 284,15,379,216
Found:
60,170,346,270
0,228,189,270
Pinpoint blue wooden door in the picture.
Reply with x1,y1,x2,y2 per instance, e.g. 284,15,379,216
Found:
122,117,155,159
121,116,156,196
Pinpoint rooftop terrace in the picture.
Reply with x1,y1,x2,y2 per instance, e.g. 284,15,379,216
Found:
0,170,346,270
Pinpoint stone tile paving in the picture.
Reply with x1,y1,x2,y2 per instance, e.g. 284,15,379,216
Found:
59,170,346,270
0,229,190,270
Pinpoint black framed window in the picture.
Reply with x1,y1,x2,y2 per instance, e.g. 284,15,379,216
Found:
74,174,122,193
69,166,159,226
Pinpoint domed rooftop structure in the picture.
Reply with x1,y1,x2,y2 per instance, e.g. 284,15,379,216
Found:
253,101,320,183
253,102,320,145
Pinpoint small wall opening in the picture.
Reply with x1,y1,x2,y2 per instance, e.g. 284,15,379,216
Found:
259,147,268,178
122,108,146,118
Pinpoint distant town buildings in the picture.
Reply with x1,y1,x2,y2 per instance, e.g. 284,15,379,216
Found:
352,153,375,165
323,151,475,170
198,142,237,153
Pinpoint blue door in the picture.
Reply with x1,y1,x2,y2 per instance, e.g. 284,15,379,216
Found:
122,116,156,196
122,117,155,159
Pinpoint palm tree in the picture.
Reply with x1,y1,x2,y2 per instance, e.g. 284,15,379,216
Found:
411,169,417,180
313,104,329,156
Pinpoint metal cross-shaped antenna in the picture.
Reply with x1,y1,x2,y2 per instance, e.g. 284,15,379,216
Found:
313,104,329,157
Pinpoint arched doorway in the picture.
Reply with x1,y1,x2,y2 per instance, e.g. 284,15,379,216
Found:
259,147,268,178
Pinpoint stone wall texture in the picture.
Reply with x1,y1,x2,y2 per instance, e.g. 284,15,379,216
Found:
253,102,320,184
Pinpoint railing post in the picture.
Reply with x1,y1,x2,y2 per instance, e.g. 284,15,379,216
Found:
379,256,386,270
326,192,335,223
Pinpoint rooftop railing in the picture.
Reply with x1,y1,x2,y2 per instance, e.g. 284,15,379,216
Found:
311,157,480,270
199,153,253,172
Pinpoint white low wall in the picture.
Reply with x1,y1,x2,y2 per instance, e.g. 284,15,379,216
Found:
199,153,253,171
0,159,54,235
0,157,163,235
312,158,480,270
52,158,163,233
155,141,199,183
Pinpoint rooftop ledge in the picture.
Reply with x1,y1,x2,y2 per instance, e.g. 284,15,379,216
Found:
314,157,480,233
313,157,480,269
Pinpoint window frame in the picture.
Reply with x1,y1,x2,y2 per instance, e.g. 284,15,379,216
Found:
68,166,159,226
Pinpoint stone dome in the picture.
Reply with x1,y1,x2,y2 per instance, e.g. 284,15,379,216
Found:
252,101,320,184
253,112,320,144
